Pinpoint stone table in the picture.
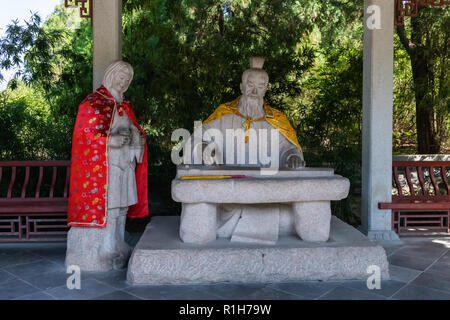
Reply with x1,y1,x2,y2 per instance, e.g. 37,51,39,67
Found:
172,166,350,243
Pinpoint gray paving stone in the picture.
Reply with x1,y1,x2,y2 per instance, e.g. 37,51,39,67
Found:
389,265,422,283
85,270,130,290
1,236,450,300
394,245,448,260
170,289,225,300
0,269,16,284
428,250,450,269
410,271,450,294
241,287,303,300
318,286,387,300
44,278,117,300
427,261,450,277
185,283,266,300
13,291,56,300
0,251,42,268
25,244,67,256
123,284,207,300
25,245,67,266
383,245,404,256
94,290,142,300
268,281,341,299
0,279,40,300
4,259,64,278
341,280,406,298
389,253,436,271
392,284,450,300
21,270,70,291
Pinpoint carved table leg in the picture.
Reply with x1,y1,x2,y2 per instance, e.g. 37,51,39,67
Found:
293,201,331,242
180,203,217,244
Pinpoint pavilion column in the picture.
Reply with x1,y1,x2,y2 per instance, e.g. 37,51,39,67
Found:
92,0,122,90
361,0,399,240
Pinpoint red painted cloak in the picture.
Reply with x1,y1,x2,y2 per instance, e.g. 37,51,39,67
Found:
68,85,149,228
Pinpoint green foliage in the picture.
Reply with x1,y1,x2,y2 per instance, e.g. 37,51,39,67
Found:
121,0,317,167
0,81,65,160
0,5,93,160
295,42,363,225
396,6,450,153
0,1,448,222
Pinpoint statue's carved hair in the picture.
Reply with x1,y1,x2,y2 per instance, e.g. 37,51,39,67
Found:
241,57,269,85
102,60,134,89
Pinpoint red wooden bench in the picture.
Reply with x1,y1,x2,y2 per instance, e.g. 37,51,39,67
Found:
379,160,450,236
0,161,71,242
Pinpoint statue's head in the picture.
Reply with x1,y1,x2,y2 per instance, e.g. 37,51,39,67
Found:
240,57,269,103
102,60,134,95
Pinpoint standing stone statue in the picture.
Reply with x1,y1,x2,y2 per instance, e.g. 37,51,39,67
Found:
66,61,149,271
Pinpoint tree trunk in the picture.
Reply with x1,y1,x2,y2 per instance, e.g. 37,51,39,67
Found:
396,8,441,154
410,49,439,153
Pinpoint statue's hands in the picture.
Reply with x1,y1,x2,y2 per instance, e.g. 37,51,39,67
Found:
286,154,302,168
282,148,305,169
109,134,131,148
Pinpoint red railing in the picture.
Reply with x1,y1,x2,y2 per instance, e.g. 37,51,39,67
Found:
379,160,450,236
0,161,71,242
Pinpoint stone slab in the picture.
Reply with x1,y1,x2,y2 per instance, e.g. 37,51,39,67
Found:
127,216,390,285
176,165,334,178
172,176,350,204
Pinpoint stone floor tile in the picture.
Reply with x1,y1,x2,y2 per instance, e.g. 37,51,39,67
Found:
0,279,40,300
170,289,225,300
0,251,42,268
21,270,70,291
240,287,303,300
388,253,436,271
268,281,341,299
426,262,450,278
0,269,16,285
4,259,64,278
383,245,404,256
341,280,406,297
318,286,386,300
410,272,450,294
44,278,116,300
84,270,130,290
393,245,448,260
392,284,450,300
13,291,56,300
389,265,422,283
123,284,205,300
185,283,266,300
94,290,142,300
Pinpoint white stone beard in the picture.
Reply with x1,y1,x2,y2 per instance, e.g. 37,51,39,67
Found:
238,96,265,119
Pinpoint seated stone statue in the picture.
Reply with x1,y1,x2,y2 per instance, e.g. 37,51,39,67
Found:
182,57,307,245
187,57,304,170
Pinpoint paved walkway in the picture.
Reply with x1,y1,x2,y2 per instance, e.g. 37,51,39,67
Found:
0,235,449,300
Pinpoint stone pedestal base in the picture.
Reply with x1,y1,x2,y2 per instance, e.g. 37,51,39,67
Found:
127,216,390,285
66,227,113,272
